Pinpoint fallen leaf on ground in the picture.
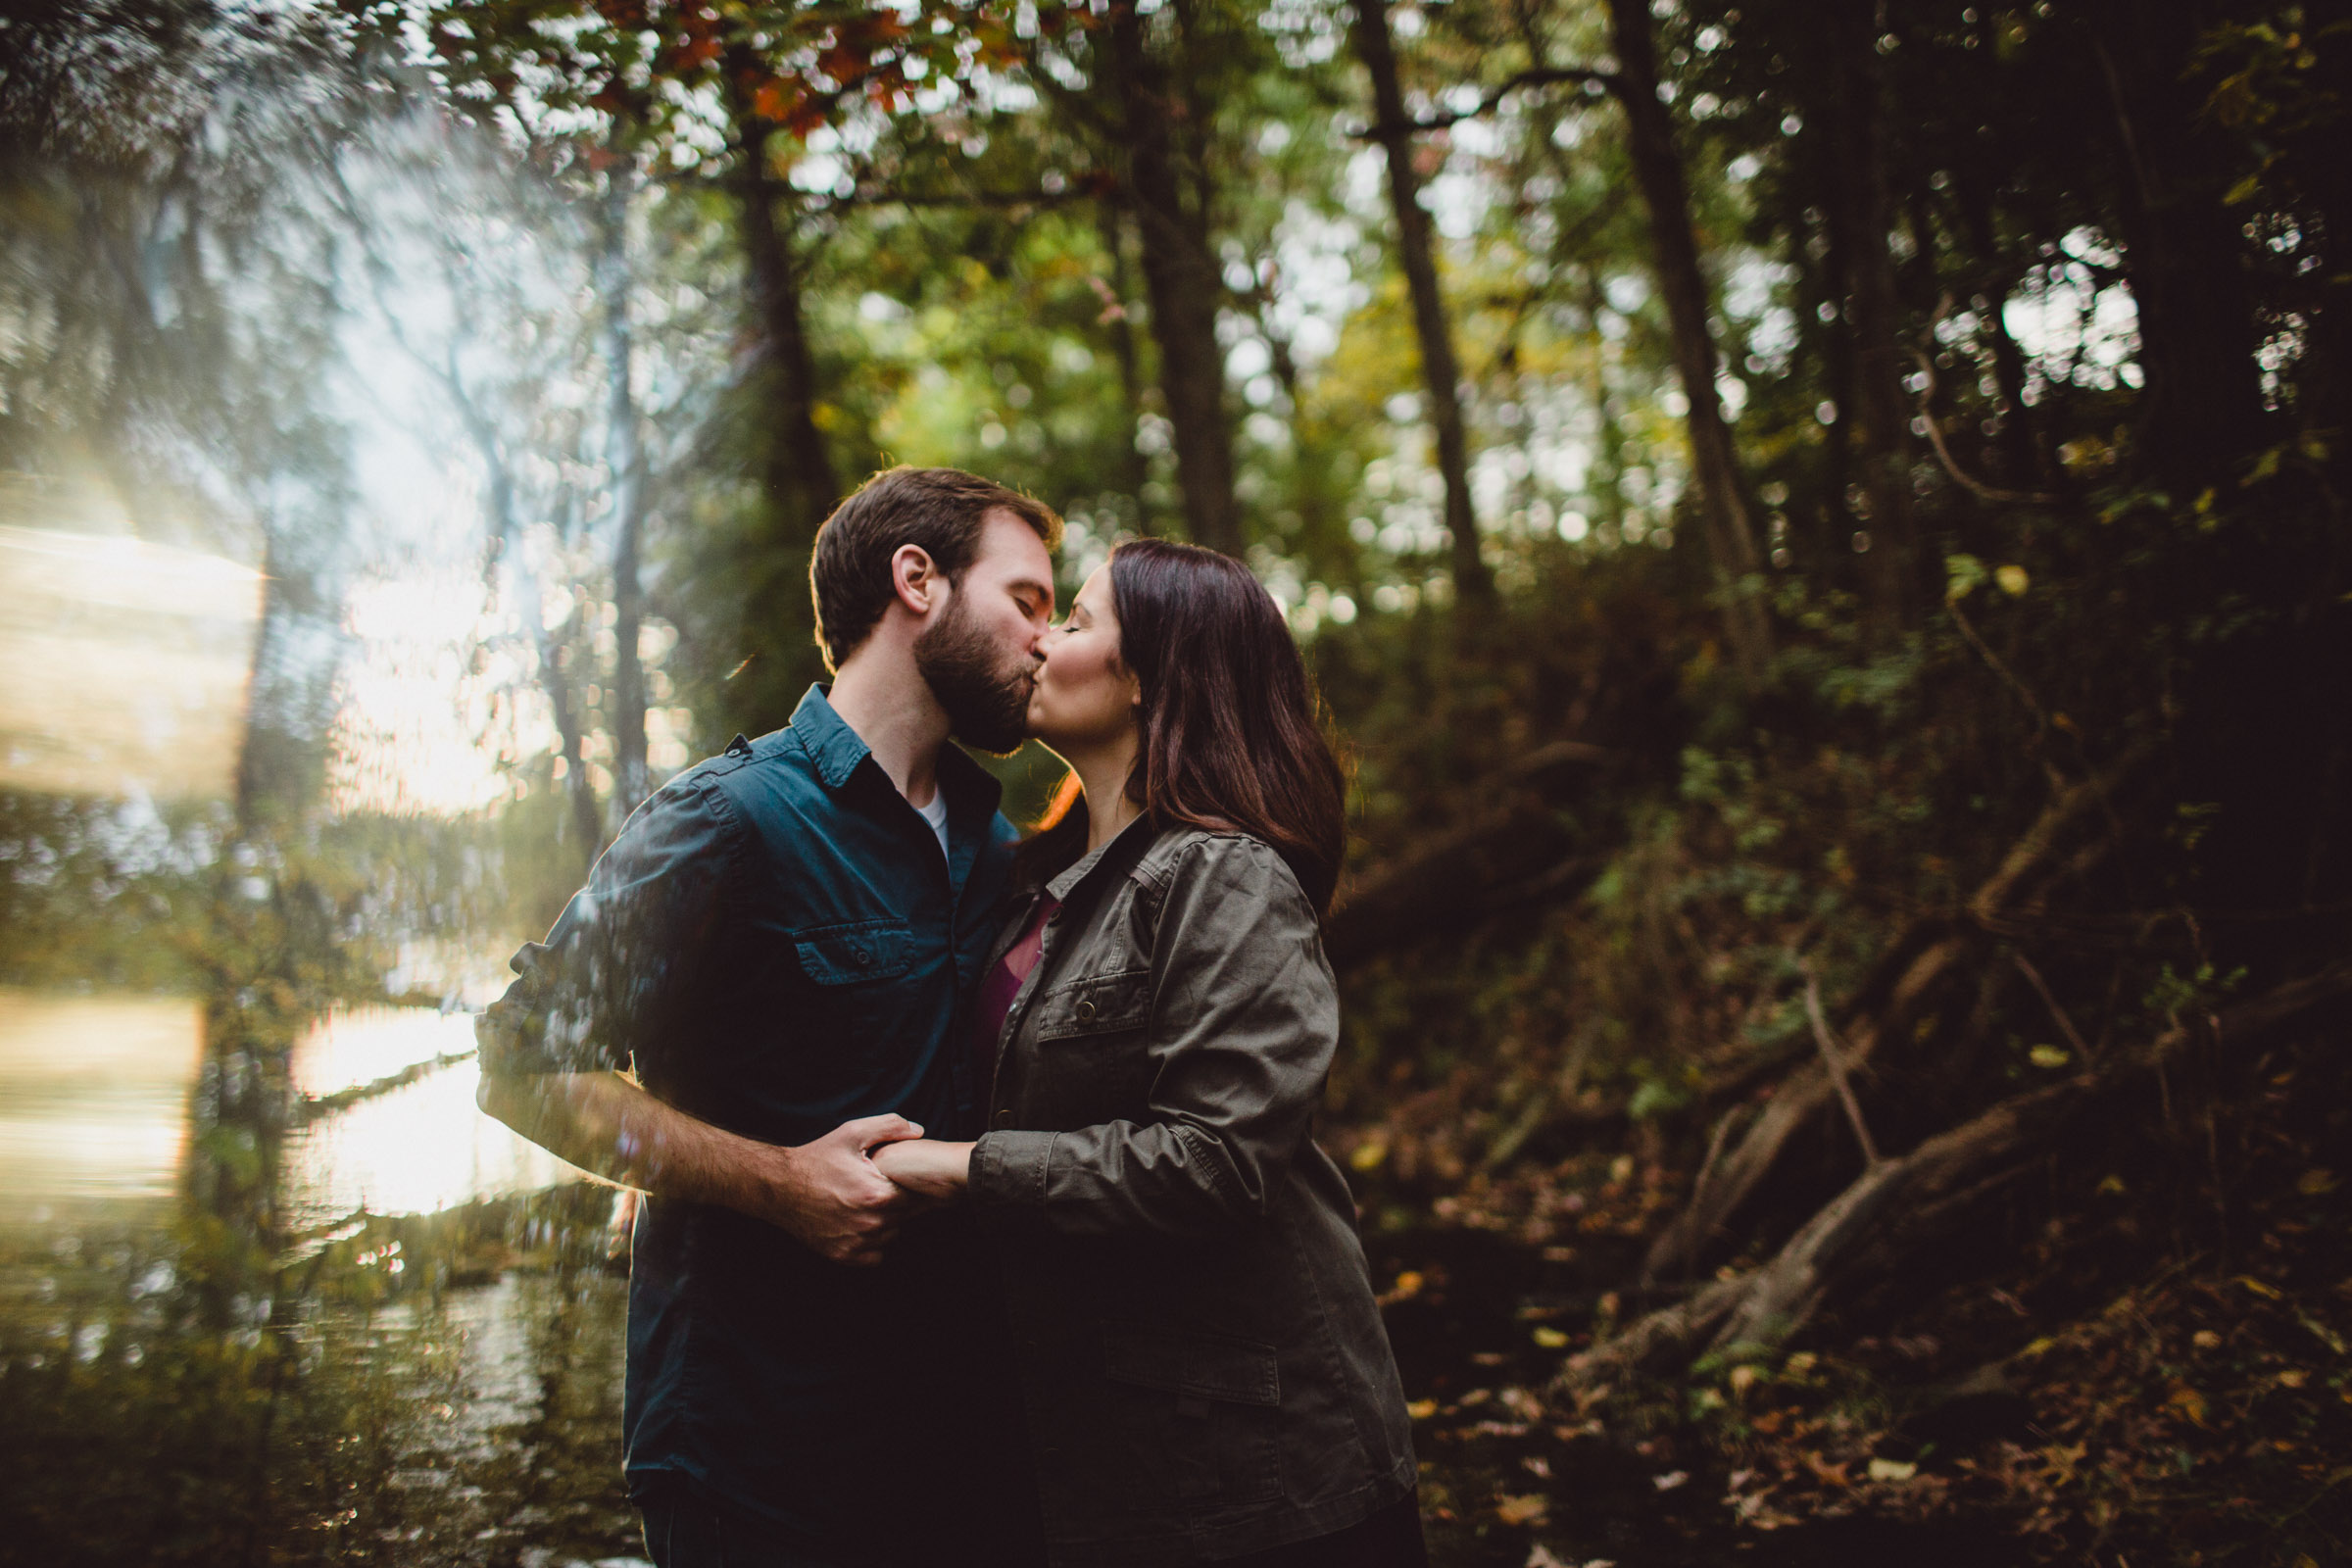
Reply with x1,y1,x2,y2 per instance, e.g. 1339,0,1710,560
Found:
1867,1457,1919,1482
1651,1470,1690,1492
1495,1493,1550,1526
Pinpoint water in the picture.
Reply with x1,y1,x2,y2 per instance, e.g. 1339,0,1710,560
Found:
0,994,577,1226
281,1005,577,1227
0,990,643,1568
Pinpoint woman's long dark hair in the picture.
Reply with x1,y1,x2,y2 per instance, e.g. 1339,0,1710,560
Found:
1018,539,1348,913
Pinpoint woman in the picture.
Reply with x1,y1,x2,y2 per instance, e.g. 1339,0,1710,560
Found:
874,539,1423,1567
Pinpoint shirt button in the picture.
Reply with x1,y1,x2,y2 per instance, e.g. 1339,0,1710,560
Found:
852,947,871,966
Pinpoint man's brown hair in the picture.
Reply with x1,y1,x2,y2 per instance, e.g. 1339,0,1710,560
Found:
808,466,1062,669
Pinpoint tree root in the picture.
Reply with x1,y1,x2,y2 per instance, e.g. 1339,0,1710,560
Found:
1640,741,2157,1283
1566,956,2352,1394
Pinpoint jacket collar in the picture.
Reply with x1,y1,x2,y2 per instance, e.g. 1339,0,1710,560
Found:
1044,810,1163,904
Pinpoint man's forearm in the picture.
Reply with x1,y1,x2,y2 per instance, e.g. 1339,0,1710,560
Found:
478,1069,773,1212
476,1066,924,1264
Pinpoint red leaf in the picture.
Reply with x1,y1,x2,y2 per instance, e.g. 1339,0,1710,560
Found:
753,76,797,122
816,43,866,85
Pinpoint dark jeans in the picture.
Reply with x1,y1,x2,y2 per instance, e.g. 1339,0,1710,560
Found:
638,1481,846,1568
639,1476,1417,1568
637,1472,1045,1568
1219,1492,1430,1568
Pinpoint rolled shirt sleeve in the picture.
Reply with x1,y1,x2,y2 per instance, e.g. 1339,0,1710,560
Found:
480,776,737,1080
971,836,1339,1237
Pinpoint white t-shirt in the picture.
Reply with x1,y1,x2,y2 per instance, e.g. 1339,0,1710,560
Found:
914,787,951,862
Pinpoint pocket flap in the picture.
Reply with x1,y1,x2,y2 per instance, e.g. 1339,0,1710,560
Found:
1102,1325,1280,1406
791,919,913,985
1034,967,1153,1042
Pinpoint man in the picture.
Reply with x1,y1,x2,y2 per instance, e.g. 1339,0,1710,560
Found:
476,466,1058,1567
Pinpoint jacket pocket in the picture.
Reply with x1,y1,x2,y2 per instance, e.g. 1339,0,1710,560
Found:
790,918,914,985
1094,1324,1283,1506
1032,967,1152,1042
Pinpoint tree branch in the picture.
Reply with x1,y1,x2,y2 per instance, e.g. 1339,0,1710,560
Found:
1350,65,1618,139
1803,969,1884,1166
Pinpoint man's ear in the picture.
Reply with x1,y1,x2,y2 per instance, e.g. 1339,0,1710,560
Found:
890,544,942,617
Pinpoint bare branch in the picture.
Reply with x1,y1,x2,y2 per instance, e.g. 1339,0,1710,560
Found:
2013,949,2099,1065
1350,65,1618,139
1802,969,1884,1167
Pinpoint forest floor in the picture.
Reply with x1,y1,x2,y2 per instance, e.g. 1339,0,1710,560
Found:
1376,1080,2352,1568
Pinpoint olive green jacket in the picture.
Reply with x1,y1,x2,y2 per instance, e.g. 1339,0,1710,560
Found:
968,819,1416,1567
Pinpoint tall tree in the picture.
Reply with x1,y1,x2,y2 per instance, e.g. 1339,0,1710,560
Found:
1600,0,1773,674
1097,0,1245,554
1352,0,1491,602
593,135,654,825
1818,0,1920,626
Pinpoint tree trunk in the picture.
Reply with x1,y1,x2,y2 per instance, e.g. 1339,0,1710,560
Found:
595,149,651,826
1351,0,1491,603
723,48,837,545
1096,195,1157,532
492,462,606,872
2088,17,2266,491
1603,0,1771,676
1824,0,1918,628
1103,4,1243,556
449,391,602,868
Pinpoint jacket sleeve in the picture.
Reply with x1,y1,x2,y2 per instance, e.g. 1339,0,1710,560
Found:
969,835,1337,1237
478,775,737,1080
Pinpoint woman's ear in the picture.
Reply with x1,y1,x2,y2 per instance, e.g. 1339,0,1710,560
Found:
890,544,939,615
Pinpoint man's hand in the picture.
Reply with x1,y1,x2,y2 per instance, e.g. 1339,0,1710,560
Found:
747,1114,929,1266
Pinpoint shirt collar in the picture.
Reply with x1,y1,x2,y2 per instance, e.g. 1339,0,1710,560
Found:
790,682,1006,822
789,684,872,792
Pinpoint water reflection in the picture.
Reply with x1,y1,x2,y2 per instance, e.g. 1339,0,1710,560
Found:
0,993,580,1226
284,1007,577,1226
0,990,205,1207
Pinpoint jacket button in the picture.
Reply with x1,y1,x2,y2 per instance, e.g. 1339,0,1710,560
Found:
1074,999,1097,1022
994,1108,1014,1125
852,947,871,966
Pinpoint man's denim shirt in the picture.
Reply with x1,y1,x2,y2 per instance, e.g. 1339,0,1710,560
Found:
483,685,1019,1537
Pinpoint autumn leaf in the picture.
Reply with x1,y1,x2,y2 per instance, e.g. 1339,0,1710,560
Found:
753,77,797,122
815,44,866,85
1495,1493,1550,1525
2167,1384,2209,1427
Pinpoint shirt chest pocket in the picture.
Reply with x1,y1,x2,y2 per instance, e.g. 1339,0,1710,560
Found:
790,918,914,985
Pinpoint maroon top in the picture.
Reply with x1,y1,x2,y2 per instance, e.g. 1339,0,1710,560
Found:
971,894,1059,1084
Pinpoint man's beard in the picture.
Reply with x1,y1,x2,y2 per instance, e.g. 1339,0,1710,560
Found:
913,594,1034,756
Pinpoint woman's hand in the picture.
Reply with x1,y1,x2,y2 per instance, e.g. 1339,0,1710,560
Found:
870,1138,975,1202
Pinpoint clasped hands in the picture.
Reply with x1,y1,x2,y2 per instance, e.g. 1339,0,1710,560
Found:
759,1116,973,1267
